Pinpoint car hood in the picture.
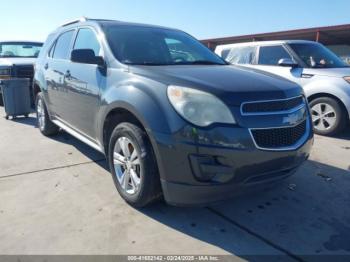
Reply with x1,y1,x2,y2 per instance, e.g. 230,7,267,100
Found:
303,67,350,78
130,65,302,106
0,57,37,67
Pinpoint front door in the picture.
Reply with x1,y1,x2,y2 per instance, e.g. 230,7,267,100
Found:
63,27,105,139
252,45,304,86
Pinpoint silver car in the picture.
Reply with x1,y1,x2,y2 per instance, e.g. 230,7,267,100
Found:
215,40,350,136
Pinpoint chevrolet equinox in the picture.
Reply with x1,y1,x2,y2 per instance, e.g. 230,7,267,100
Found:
33,18,313,207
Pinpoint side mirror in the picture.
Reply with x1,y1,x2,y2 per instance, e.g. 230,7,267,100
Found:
71,49,105,66
278,58,298,68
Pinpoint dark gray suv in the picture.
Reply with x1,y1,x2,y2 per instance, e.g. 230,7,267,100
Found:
33,18,313,207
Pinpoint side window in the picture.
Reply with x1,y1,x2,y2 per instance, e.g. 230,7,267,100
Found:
53,30,74,60
258,45,292,65
73,28,101,56
222,46,256,64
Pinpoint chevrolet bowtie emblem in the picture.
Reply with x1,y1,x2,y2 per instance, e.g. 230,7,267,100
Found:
283,109,305,125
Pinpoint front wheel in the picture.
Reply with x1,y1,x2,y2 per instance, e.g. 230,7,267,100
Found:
309,97,346,136
108,122,162,207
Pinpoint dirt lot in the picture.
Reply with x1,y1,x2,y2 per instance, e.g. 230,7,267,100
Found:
0,107,349,261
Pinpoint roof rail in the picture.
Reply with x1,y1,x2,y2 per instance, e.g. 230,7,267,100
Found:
61,17,88,27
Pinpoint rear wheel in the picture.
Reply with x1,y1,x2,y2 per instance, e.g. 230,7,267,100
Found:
310,97,346,136
35,93,59,136
108,122,161,207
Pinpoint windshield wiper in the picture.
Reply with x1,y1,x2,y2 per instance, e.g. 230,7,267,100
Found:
124,61,170,66
123,61,226,66
175,60,226,65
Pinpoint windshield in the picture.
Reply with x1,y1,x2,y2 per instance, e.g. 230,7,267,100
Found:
0,42,43,58
289,43,348,68
104,26,226,66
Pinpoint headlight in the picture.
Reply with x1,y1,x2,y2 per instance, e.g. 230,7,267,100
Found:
167,85,236,127
0,68,11,79
344,76,350,84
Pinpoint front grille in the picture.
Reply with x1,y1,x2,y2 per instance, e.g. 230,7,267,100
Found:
242,96,304,114
251,120,307,149
13,65,34,80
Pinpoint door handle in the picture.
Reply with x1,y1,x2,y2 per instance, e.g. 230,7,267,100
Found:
301,74,314,79
44,63,49,70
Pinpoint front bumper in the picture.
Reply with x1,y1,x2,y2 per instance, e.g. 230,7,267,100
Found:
150,121,313,206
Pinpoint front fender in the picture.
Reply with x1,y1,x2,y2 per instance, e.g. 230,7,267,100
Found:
96,79,186,148
303,78,350,119
96,73,188,181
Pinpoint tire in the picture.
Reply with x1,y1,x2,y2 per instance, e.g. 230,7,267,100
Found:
309,97,347,136
108,122,162,207
35,92,59,136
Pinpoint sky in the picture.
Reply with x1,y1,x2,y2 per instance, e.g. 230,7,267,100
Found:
0,0,349,42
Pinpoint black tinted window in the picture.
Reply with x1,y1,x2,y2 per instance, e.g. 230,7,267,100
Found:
289,43,348,68
53,30,74,60
74,28,101,56
258,45,291,65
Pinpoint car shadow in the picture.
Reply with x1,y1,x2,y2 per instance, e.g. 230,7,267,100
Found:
14,116,350,260
9,114,108,168
46,128,350,259
137,160,350,260
49,131,108,169
10,116,37,128
334,132,350,140
331,124,350,140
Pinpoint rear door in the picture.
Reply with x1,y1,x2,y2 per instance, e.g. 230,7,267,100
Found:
63,27,105,139
45,30,75,118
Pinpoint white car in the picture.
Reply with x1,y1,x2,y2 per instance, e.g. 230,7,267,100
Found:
0,41,43,106
215,40,350,136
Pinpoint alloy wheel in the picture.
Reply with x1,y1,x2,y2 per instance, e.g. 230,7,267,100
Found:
113,137,141,195
311,102,337,131
37,98,45,131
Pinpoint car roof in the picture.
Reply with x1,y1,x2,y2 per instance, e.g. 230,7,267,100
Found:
215,40,319,51
58,17,179,32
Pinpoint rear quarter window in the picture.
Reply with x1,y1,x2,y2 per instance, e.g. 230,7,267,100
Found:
222,46,256,64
